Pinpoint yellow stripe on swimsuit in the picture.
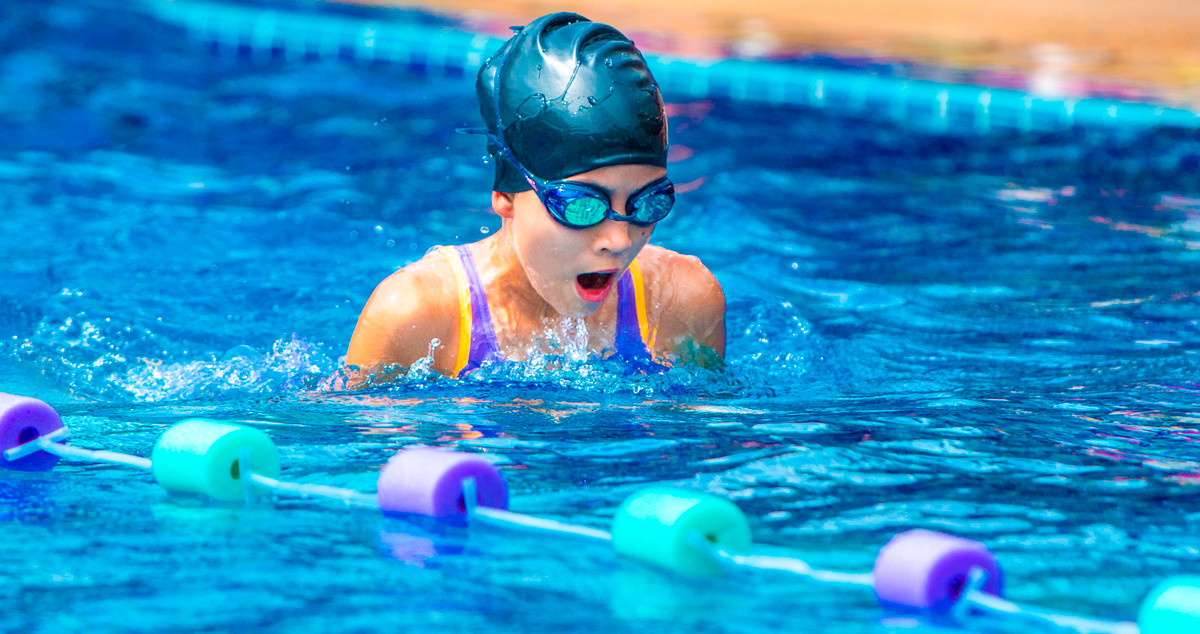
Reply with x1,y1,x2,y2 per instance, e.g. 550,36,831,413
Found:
439,245,473,377
443,248,657,375
627,258,654,350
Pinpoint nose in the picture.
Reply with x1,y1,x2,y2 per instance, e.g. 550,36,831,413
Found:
592,217,634,256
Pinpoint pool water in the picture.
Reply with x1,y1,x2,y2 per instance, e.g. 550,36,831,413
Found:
3,1,1200,632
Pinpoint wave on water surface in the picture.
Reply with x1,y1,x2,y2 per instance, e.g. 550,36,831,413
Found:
9,305,822,403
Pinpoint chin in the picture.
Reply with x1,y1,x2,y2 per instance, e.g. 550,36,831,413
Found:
549,291,601,319
560,302,598,320
532,275,605,320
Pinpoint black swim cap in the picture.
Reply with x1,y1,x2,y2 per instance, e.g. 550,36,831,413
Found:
476,12,668,193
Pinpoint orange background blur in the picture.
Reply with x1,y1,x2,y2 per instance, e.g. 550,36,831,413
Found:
342,0,1200,107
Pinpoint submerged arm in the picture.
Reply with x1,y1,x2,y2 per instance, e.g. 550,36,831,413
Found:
644,248,726,369
345,255,461,385
672,262,726,368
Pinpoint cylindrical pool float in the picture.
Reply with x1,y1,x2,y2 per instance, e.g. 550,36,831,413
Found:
376,448,508,520
151,419,280,502
872,529,1003,610
1139,575,1200,634
611,487,752,577
0,392,64,472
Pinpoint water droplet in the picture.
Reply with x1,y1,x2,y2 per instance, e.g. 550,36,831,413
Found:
587,96,596,105
374,225,383,234
480,226,490,234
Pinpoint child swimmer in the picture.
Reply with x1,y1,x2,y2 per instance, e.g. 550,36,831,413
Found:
345,12,724,381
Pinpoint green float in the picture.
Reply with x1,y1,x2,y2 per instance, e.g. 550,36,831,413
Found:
151,419,280,502
611,487,752,576
1139,575,1200,634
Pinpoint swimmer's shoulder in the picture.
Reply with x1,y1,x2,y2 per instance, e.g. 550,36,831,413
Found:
636,244,725,309
635,245,726,358
345,247,465,378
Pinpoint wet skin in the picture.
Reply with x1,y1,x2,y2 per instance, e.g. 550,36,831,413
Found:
345,163,725,382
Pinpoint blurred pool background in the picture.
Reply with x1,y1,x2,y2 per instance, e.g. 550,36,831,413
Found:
1,1,1199,632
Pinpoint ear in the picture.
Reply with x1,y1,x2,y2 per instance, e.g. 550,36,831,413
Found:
492,191,516,219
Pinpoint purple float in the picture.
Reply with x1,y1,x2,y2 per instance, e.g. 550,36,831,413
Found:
376,447,509,520
872,529,1003,609
0,392,64,472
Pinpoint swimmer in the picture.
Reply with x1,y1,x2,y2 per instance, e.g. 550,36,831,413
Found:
345,12,724,382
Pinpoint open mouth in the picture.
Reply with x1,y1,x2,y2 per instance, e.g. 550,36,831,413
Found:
577,271,614,291
575,270,617,302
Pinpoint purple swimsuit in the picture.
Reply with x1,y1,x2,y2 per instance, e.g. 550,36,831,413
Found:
451,245,657,375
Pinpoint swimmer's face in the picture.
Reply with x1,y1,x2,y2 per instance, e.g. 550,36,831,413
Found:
496,163,666,318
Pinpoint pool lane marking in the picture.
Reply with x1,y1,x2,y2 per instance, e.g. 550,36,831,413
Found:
4,428,152,469
0,427,1154,634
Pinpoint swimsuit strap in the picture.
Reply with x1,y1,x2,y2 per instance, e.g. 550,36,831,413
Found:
440,246,474,376
442,245,502,376
445,246,657,375
615,258,656,364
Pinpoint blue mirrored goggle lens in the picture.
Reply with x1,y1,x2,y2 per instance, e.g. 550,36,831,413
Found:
556,193,610,227
629,186,674,224
542,182,674,228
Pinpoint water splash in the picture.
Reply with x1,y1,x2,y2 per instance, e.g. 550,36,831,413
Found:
13,315,340,402
116,335,339,402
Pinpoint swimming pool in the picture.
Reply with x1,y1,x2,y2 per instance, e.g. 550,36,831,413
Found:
3,1,1200,632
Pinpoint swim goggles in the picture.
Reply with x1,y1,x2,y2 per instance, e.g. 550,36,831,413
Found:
461,34,675,230
481,129,676,229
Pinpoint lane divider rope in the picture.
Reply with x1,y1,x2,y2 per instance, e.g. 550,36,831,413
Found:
134,0,1200,133
2,392,1195,633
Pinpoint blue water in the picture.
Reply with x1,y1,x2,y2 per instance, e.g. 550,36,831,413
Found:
3,1,1200,632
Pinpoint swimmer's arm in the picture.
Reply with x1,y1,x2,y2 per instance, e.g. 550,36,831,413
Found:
671,262,726,368
345,263,459,385
648,250,726,368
